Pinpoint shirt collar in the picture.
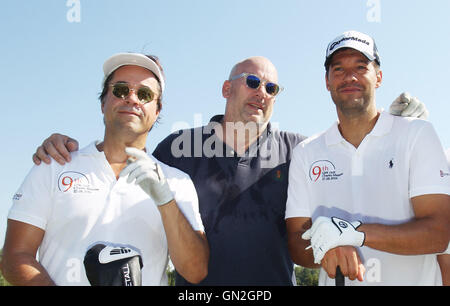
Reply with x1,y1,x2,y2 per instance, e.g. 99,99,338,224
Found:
79,141,150,158
79,141,103,155
369,109,393,136
325,109,393,147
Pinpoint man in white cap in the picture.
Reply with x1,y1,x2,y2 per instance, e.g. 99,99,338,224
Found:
1,53,209,286
286,31,450,285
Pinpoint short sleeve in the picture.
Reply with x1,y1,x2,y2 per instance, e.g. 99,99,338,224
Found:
161,164,204,232
285,145,312,219
409,122,450,197
8,164,54,230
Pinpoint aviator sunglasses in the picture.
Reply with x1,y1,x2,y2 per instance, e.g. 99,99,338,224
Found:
230,73,283,96
110,82,156,104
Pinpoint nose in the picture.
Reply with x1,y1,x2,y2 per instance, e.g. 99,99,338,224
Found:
124,89,141,105
255,83,271,99
343,69,358,82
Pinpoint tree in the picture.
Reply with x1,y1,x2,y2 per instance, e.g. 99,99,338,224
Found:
295,266,319,286
164,265,319,286
0,249,10,286
167,266,176,286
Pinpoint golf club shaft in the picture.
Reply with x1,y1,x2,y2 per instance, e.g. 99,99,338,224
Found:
336,266,345,286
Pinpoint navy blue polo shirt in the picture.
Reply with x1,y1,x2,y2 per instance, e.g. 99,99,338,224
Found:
153,115,306,285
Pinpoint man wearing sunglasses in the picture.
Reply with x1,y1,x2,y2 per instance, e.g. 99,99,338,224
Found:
31,54,427,286
285,31,450,285
1,53,209,286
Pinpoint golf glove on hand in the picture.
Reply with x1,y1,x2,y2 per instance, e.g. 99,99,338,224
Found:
389,92,429,120
302,216,365,264
120,147,174,206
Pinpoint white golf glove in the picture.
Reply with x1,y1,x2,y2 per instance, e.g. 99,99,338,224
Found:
302,216,365,264
120,147,174,206
389,92,429,120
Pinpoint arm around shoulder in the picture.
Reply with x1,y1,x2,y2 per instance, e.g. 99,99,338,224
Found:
33,133,79,166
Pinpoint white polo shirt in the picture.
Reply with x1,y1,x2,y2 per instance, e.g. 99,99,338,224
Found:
444,149,450,255
286,111,450,286
8,141,204,286
446,148,450,166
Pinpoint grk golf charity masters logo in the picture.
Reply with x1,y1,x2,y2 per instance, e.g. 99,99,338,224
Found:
58,171,98,193
309,160,343,182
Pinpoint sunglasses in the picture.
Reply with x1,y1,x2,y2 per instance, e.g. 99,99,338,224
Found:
110,82,156,104
230,73,283,96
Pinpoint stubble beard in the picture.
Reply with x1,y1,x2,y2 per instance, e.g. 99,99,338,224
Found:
332,90,373,119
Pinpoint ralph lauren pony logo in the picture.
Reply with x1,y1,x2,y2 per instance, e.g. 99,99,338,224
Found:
388,159,394,169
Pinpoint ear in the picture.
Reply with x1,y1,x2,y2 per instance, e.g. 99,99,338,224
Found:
375,70,383,89
222,80,231,98
325,72,331,91
101,101,105,114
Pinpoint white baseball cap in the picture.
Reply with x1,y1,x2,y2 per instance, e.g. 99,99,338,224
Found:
325,30,380,68
103,53,165,92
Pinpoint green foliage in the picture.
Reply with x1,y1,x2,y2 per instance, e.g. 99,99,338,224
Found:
164,265,318,286
166,266,175,286
0,249,11,286
295,266,319,286
0,274,9,286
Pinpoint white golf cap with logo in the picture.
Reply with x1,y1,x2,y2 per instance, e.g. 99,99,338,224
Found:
324,30,381,68
103,52,165,92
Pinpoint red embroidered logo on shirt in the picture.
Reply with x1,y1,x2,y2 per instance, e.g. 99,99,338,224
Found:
58,171,98,193
309,160,343,182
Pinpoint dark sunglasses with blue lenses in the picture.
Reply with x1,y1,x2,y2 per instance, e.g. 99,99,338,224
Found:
230,73,283,96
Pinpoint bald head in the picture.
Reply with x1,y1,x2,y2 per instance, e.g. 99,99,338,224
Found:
228,56,278,81
222,56,279,130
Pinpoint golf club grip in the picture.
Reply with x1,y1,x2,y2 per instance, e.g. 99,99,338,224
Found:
335,266,345,286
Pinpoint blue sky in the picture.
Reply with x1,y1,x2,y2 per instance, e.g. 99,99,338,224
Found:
1,0,449,246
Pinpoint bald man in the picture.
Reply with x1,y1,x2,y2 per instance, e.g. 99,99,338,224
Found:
153,57,306,285
32,56,426,286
